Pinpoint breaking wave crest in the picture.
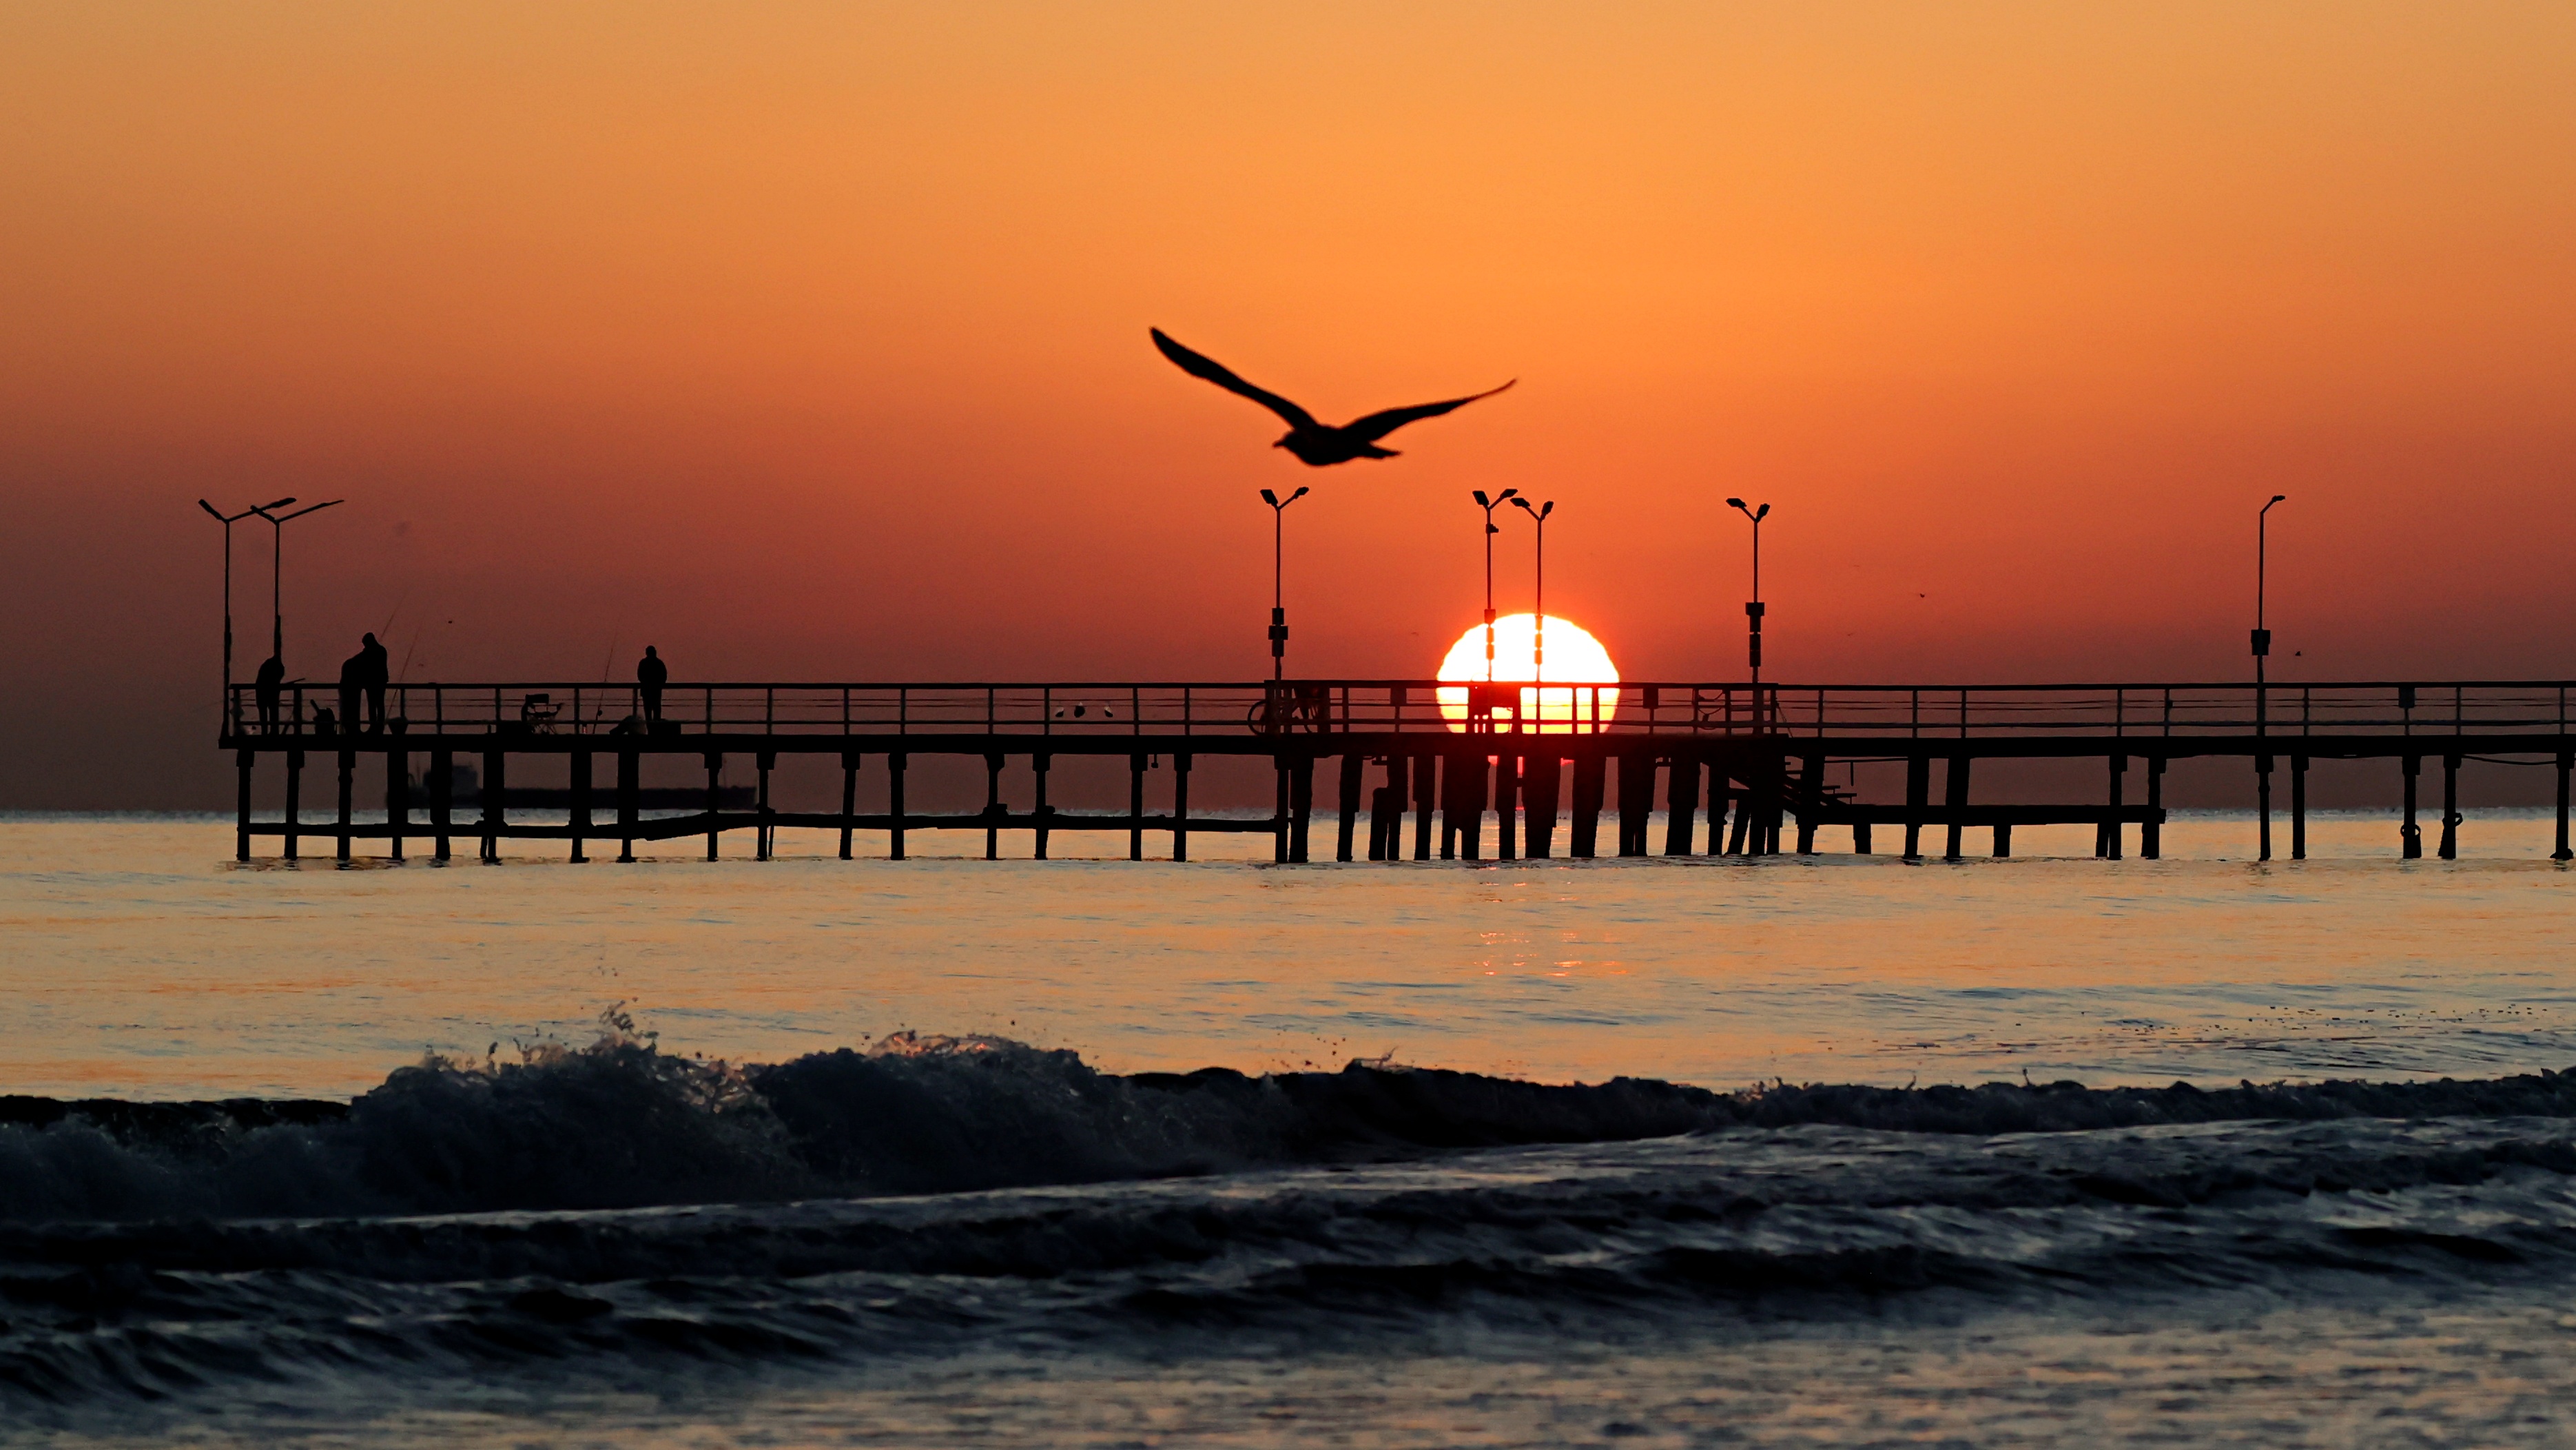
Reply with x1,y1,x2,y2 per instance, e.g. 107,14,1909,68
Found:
8,1028,2576,1223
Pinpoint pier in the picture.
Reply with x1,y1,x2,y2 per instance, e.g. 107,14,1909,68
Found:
221,680,2576,865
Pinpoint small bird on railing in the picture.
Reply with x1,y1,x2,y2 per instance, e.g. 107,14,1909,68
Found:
1151,328,1513,466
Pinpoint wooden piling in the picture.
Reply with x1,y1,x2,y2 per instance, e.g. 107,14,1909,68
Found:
986,753,1006,861
839,751,860,861
235,749,253,861
1411,752,1436,861
704,753,722,861
1523,755,1561,859
1569,754,1605,859
387,748,408,862
1662,756,1698,855
617,748,640,863
1493,754,1518,861
2401,755,2422,858
2143,756,2164,859
1993,822,2012,857
1903,756,1930,861
2103,755,2125,860
2555,750,2573,862
2290,755,2307,860
754,750,776,860
478,748,501,863
889,752,909,861
1171,752,1191,861
285,749,302,861
1033,753,1053,860
1129,753,1147,861
431,750,453,862
2439,753,2460,860
2256,753,2274,861
1336,753,1364,862
1384,755,1411,861
1289,755,1315,863
1705,775,1731,857
570,748,591,864
1614,754,1651,857
1943,755,1970,862
1853,820,1872,855
1448,752,1487,860
1794,750,1824,855
335,748,353,863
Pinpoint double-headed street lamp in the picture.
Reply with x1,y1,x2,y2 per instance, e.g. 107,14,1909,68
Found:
1260,486,1308,680
199,497,294,727
2254,493,2287,861
1724,498,1771,711
1509,496,1554,682
1471,489,1519,682
251,498,344,668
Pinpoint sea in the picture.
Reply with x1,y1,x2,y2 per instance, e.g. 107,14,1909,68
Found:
4,810,2575,1447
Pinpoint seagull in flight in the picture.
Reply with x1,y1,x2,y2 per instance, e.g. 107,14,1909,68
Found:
1151,328,1513,467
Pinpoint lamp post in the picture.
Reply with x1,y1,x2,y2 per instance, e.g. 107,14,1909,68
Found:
1725,498,1771,720
251,498,343,668
1509,496,1554,681
1471,489,1519,682
2254,493,2285,860
198,498,290,731
1260,486,1308,680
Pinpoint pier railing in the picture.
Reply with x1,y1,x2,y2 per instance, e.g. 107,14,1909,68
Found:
224,680,2576,741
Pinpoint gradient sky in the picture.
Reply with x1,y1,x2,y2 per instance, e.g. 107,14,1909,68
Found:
5,2,2573,806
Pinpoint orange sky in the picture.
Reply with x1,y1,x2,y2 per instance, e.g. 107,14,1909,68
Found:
4,3,2574,805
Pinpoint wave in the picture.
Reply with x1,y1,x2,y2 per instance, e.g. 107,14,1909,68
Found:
8,1031,2576,1223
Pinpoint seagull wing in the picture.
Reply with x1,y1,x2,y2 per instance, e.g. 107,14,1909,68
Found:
1341,380,1516,443
1151,329,1317,430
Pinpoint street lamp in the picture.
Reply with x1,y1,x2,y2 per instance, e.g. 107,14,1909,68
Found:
1509,497,1554,681
2254,493,2286,861
1260,486,1308,680
199,497,292,730
1725,498,1771,714
251,498,343,668
1471,489,1519,682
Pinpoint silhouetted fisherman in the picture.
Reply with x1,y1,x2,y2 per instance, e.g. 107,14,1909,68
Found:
340,633,390,734
1150,328,1513,466
254,653,285,733
637,646,667,726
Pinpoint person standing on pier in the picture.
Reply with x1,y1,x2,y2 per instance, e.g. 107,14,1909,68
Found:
637,646,667,727
360,632,389,732
340,633,389,734
255,652,285,733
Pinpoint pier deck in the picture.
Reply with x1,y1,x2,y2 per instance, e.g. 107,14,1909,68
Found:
219,680,2576,866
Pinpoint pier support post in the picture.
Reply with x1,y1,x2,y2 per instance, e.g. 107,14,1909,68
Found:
1447,751,1487,860
1412,753,1436,861
1383,755,1412,861
1033,753,1053,860
889,753,909,861
1727,766,1754,855
705,753,723,861
1337,753,1364,862
839,752,861,861
1272,758,1290,864
2291,755,2308,860
2256,754,2274,862
1171,753,1191,861
285,749,302,861
1570,754,1605,859
617,748,640,863
2143,757,2164,859
570,749,591,864
754,750,774,861
1129,754,1147,862
2400,755,2422,859
1662,756,1698,856
2439,753,2460,860
335,748,353,863
2101,755,2126,860
1854,819,1872,855
1903,756,1929,861
1288,755,1315,863
430,746,455,860
987,753,1007,861
1943,755,1970,863
1614,755,1650,857
1993,822,2012,858
387,748,408,862
2556,750,2573,861
1523,754,1561,859
1493,754,1518,861
480,749,502,862
1795,750,1824,855
431,750,453,862
235,749,254,861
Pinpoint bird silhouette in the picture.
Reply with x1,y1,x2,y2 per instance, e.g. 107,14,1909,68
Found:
1151,328,1512,466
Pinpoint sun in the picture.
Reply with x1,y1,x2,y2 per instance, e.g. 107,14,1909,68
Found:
1435,614,1620,734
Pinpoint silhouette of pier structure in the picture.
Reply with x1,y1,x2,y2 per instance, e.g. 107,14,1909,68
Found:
221,680,2576,865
